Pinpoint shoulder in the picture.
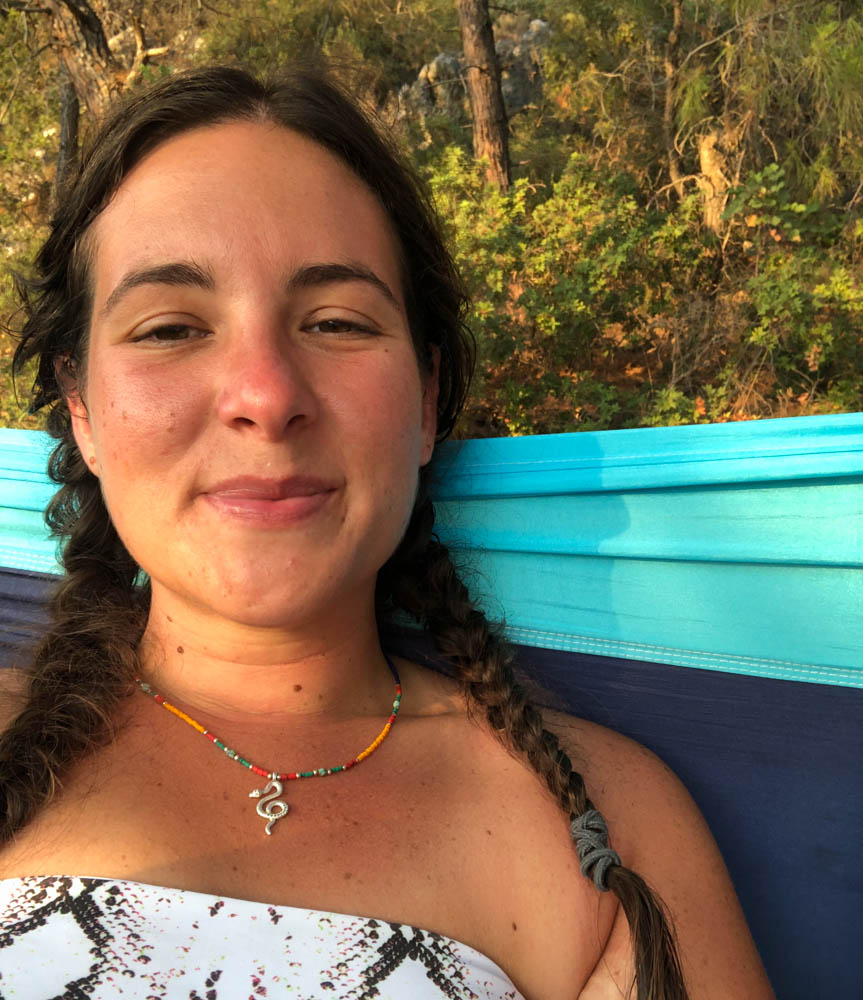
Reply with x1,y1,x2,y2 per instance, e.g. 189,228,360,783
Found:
0,668,28,732
542,708,774,998
541,708,715,907
541,708,696,857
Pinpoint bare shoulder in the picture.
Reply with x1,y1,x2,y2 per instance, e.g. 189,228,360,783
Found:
542,708,775,999
0,668,28,731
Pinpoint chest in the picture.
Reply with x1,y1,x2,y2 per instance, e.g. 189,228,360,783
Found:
0,711,606,999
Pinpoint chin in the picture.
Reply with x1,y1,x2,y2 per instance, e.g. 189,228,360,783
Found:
205,577,362,632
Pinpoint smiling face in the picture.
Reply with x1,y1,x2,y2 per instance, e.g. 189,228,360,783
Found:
69,120,438,633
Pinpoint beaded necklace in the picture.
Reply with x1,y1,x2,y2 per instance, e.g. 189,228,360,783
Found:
135,655,402,836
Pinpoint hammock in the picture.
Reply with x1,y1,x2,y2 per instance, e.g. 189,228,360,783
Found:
1,413,861,999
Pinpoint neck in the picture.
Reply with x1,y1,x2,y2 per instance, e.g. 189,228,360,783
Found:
139,588,394,725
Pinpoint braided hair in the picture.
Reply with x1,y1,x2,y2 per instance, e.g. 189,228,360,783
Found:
3,65,687,998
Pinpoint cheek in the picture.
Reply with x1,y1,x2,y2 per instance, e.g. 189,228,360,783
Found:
344,365,425,464
86,365,204,495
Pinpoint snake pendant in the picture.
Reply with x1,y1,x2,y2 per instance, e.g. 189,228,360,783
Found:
249,777,289,835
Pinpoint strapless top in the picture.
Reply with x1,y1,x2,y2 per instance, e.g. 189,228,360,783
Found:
0,875,525,999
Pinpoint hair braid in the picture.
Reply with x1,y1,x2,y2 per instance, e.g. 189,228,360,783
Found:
0,432,146,844
380,489,688,999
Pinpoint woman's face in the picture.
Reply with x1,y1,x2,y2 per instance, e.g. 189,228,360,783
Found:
70,120,437,631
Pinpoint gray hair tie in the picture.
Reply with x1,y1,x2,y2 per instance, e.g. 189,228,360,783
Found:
570,808,621,891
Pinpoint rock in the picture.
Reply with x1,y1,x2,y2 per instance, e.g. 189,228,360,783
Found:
396,19,550,122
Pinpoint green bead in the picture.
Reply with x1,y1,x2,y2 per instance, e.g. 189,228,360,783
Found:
331,766,343,773
301,770,314,778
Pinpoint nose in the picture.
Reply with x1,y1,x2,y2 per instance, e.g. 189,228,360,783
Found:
215,326,318,441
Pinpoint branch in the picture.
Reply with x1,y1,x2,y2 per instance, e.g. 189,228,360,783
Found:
647,173,701,207
197,0,233,15
676,0,816,77
0,1,51,13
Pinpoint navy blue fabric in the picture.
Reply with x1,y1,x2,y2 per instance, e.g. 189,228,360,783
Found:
2,567,861,997
0,566,51,664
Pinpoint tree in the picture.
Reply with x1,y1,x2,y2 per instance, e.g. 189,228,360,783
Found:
56,63,79,199
455,0,509,191
44,0,121,118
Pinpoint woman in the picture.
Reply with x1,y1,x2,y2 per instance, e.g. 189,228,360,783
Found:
0,66,773,999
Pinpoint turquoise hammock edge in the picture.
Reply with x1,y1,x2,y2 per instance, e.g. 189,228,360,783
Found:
430,412,863,690
1,413,861,688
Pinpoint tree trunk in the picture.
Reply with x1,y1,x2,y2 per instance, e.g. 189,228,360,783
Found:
663,0,684,200
696,131,730,235
46,0,121,118
56,63,80,201
456,0,510,192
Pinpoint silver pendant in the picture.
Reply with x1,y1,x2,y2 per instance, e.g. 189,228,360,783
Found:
249,777,289,835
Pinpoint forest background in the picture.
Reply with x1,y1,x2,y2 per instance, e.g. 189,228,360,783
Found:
0,0,861,437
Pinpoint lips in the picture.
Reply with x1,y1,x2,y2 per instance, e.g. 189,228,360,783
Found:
204,476,339,500
202,476,339,525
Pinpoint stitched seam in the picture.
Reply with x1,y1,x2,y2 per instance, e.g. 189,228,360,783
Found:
504,625,861,687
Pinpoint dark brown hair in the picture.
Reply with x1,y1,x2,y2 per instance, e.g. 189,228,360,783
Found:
4,65,686,998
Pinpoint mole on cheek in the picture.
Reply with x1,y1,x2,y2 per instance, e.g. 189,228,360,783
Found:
293,684,302,692
177,646,184,654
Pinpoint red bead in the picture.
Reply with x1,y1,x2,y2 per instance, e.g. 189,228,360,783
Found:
287,773,298,780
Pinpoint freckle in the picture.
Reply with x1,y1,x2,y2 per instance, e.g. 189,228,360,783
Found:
166,615,173,622
343,871,353,880
293,684,302,692
177,646,184,654
486,829,492,836
512,921,517,931
318,693,323,701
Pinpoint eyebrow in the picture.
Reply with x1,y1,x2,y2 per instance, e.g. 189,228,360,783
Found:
101,260,215,318
100,259,401,318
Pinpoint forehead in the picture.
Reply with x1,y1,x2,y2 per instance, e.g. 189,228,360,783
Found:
89,120,403,299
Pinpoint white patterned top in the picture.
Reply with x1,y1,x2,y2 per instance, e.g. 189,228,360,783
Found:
0,876,525,1000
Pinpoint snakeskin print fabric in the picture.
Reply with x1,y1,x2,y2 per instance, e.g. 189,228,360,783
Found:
0,876,524,1000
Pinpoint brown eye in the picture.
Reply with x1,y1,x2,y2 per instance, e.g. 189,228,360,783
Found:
304,318,377,336
134,324,207,343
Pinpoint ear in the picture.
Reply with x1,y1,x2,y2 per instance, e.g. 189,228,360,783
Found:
419,346,440,467
57,357,100,478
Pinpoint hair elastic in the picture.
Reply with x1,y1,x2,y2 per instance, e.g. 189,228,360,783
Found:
570,808,621,891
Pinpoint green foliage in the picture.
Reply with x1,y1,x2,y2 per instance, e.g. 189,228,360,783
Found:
197,0,460,94
427,140,862,435
0,0,861,433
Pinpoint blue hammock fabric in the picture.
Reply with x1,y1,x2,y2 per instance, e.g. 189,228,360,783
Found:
0,414,861,998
